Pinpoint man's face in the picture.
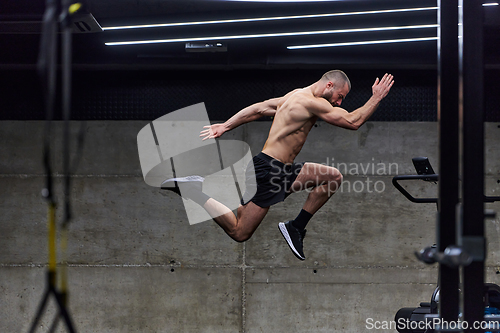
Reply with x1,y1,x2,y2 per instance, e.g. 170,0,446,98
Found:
324,82,350,107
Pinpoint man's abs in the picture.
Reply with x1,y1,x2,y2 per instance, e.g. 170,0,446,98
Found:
262,97,317,163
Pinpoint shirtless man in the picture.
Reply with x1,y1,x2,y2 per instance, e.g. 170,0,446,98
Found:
163,70,394,260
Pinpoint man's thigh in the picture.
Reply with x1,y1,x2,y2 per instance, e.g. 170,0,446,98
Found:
289,162,341,193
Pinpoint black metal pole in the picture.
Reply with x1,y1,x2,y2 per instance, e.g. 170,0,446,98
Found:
30,0,58,329
461,0,485,330
437,0,460,323
62,0,72,228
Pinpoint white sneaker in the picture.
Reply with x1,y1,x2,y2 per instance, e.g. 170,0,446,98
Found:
161,175,205,189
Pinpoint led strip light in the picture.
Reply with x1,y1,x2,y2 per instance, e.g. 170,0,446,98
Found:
287,36,439,49
105,24,438,46
102,7,438,31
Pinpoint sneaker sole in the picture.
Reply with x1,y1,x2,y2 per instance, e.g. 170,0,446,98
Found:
278,222,305,260
161,176,204,188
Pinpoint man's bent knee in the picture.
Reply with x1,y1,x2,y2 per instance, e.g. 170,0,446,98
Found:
323,169,342,195
227,202,268,242
228,228,252,243
328,169,343,186
333,170,343,185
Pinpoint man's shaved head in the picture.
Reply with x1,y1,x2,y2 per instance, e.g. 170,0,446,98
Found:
321,70,351,90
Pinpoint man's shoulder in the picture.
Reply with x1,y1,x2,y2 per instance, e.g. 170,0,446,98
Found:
292,92,329,108
281,88,305,100
286,89,319,103
279,89,329,113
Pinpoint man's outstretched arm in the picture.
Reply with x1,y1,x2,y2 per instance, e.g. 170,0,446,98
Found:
200,97,280,140
310,73,394,130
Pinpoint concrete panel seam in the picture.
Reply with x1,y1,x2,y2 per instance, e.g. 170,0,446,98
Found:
0,263,460,269
245,281,438,285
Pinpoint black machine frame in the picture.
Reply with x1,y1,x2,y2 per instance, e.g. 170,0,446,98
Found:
392,1,499,331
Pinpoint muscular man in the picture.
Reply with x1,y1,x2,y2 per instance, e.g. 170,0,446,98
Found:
163,70,394,260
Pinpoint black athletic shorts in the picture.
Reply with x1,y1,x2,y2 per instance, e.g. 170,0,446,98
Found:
241,152,304,208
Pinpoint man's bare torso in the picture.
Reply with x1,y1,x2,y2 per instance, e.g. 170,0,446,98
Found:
262,88,319,164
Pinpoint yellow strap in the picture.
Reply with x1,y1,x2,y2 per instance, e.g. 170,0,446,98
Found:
69,3,82,15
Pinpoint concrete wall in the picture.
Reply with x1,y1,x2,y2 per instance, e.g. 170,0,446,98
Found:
1,120,500,333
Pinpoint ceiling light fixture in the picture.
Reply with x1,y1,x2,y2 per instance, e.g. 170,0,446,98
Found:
105,24,438,46
287,36,438,49
102,7,438,31
482,2,499,5
225,0,345,2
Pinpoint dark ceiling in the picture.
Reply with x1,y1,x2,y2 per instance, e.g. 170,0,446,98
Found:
0,0,499,70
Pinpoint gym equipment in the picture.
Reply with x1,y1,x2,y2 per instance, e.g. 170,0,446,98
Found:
28,1,86,332
392,157,500,333
395,284,500,333
392,157,438,205
391,2,500,332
